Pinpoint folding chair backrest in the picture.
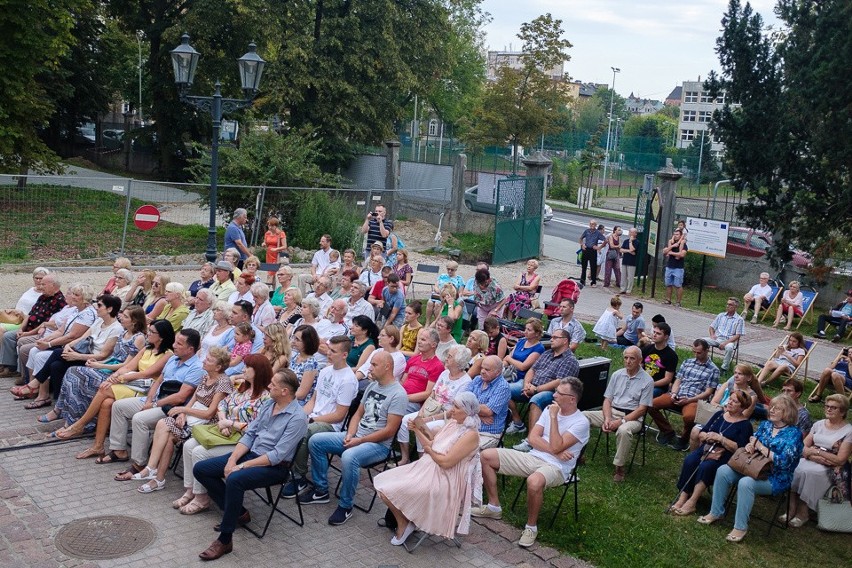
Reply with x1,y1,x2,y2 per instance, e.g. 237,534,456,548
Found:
408,263,441,300
796,289,819,329
789,339,816,380
517,308,543,321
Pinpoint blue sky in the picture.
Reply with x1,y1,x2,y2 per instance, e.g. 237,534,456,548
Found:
479,0,781,100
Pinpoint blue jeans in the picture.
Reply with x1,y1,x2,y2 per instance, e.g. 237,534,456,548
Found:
509,381,554,412
194,452,289,534
308,432,390,510
709,464,774,531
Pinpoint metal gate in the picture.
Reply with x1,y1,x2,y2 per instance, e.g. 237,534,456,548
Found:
493,176,543,265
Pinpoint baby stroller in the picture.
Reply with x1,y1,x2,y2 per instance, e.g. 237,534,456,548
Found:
544,278,582,318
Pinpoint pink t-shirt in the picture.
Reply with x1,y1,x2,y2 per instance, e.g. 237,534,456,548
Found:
402,354,445,396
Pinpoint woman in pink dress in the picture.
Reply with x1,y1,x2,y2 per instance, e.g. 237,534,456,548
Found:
374,391,482,545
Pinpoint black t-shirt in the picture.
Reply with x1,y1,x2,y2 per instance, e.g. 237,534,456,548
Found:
621,238,638,266
641,344,679,385
666,242,687,269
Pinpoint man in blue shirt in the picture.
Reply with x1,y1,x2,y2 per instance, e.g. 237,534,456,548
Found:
380,273,406,327
224,208,250,267
465,355,511,449
108,328,204,473
195,369,308,561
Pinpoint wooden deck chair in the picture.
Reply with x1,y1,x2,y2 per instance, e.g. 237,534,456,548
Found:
760,280,785,322
794,287,818,329
807,350,851,401
789,338,817,380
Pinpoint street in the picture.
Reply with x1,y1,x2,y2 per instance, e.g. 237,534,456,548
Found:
543,208,631,263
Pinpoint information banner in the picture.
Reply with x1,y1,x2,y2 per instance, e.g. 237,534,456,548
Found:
685,217,728,258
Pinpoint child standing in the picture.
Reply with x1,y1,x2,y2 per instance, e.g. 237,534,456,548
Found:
593,295,624,348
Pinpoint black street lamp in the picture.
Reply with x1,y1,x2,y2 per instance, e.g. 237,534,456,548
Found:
170,33,266,263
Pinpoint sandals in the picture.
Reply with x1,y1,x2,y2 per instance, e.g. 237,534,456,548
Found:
114,463,145,481
807,394,822,403
173,494,195,509
75,447,103,460
95,451,129,465
12,385,39,400
24,398,52,410
130,468,158,481
725,531,747,543
697,515,722,525
180,499,211,515
37,411,60,423
137,479,166,493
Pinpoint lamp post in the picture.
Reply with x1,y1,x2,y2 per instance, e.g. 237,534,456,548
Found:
170,33,265,263
600,66,620,191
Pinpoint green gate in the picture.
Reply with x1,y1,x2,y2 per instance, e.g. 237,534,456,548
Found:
493,176,544,265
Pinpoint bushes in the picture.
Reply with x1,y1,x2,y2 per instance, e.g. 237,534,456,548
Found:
549,157,581,202
289,191,362,251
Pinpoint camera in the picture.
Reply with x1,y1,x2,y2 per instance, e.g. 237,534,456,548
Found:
371,211,378,217
843,348,849,356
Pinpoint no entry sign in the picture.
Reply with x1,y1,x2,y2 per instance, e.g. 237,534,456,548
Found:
134,205,161,231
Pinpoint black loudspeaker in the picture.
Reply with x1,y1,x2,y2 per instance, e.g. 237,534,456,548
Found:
576,356,610,411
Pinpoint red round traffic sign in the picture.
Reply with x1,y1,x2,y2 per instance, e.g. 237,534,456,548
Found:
134,205,161,231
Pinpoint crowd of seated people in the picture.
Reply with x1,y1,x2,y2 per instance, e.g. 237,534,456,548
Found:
2,210,850,561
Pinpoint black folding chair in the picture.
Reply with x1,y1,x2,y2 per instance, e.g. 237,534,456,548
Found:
245,440,305,538
510,446,587,528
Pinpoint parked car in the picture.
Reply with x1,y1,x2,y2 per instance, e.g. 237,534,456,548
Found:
464,185,553,222
102,129,125,150
725,227,810,268
74,124,96,146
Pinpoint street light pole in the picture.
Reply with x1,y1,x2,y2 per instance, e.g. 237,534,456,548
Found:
600,66,620,191
136,31,144,125
170,33,265,263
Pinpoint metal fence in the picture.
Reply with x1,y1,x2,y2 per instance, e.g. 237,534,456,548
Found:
0,171,450,267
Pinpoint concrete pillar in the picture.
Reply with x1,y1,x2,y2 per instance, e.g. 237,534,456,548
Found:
383,140,400,217
522,152,553,257
447,153,467,233
656,158,682,254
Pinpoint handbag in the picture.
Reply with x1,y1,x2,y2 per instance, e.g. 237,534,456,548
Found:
192,423,243,450
728,447,772,480
606,247,619,261
502,364,517,381
185,400,210,427
421,396,444,418
695,400,721,426
72,336,94,354
816,486,852,533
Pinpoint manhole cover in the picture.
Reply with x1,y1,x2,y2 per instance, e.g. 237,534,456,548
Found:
55,515,156,560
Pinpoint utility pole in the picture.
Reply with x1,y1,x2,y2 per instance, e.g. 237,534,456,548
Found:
600,66,620,190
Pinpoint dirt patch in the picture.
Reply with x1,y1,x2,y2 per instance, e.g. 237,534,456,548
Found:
393,217,451,251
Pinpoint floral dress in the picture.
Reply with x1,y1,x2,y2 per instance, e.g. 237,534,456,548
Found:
163,374,233,439
506,272,537,316
56,332,144,429
290,352,320,405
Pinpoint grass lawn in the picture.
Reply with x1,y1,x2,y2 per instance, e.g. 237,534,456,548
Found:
490,326,847,568
0,184,216,264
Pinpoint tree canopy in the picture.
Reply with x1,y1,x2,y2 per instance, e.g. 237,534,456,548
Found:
707,0,852,267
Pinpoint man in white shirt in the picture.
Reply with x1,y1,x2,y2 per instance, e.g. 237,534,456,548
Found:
297,234,334,295
306,276,333,318
742,272,773,323
284,336,358,498
359,255,385,289
546,299,586,352
474,377,590,548
314,300,350,366
344,281,374,328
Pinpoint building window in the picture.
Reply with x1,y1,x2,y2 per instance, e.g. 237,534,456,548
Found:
682,110,696,122
698,111,712,123
684,91,698,103
700,92,714,103
428,119,438,137
681,129,695,141
715,94,725,104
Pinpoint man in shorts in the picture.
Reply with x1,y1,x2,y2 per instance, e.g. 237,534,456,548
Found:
662,228,688,306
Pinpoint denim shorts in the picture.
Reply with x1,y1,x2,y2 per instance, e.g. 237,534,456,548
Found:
665,268,684,288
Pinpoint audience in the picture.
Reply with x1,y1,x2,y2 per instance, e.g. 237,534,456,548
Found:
742,272,774,323
814,289,852,343
810,347,852,402
704,298,745,373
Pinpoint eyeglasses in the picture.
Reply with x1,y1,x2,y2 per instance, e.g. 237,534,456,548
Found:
824,404,841,411
554,390,575,397
147,329,159,335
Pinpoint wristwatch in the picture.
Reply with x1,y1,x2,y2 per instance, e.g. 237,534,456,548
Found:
237,463,245,470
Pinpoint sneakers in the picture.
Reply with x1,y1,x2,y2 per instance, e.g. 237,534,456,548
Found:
669,438,689,452
298,490,329,505
513,439,532,452
328,506,353,526
831,335,842,343
282,477,310,499
750,316,758,324
814,331,826,338
656,431,675,446
470,505,502,520
518,528,538,548
505,422,527,435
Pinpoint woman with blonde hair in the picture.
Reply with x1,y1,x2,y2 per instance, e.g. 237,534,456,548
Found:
260,322,291,373
506,259,541,317
466,329,489,378
773,280,804,330
159,282,189,332
277,287,303,326
144,273,170,322
710,364,765,418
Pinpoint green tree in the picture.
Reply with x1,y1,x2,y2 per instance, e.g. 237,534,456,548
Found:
707,0,852,267
463,13,573,172
0,0,83,176
620,114,677,173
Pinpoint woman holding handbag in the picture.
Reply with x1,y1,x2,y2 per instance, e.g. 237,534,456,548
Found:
173,353,272,515
670,391,753,516
698,394,803,542
784,394,852,527
603,226,623,289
